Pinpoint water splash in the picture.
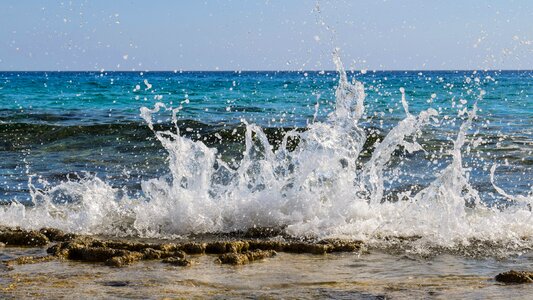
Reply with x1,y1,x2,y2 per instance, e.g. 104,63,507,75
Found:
1,53,532,254
491,164,533,208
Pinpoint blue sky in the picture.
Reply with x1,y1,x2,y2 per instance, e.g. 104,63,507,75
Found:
1,0,532,71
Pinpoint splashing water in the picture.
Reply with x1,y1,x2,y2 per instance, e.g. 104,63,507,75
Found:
1,53,532,253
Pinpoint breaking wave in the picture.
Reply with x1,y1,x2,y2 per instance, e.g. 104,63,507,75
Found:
1,52,532,254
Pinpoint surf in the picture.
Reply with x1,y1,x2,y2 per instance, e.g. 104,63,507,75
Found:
1,52,532,256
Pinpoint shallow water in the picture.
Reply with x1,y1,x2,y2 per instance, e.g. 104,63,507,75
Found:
1,246,533,299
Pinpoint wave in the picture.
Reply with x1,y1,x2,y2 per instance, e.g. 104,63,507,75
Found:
0,119,389,156
0,52,532,255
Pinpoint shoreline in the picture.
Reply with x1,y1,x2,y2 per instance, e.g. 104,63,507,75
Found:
0,226,364,267
1,226,532,298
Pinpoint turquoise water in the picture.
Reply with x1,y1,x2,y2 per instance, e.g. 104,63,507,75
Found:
1,70,531,204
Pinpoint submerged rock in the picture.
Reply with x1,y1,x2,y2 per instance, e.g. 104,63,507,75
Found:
0,227,49,246
105,251,145,267
0,242,5,248
495,270,533,284
100,280,131,287
217,250,277,265
4,255,56,266
162,257,193,266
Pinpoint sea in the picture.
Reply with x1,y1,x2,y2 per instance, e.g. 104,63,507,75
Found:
0,56,532,298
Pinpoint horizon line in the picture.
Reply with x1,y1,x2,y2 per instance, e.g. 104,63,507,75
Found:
0,69,532,73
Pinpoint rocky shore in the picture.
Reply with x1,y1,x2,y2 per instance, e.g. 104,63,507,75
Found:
1,226,531,285
0,226,361,267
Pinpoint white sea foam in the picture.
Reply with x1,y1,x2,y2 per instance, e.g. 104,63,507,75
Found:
1,53,532,252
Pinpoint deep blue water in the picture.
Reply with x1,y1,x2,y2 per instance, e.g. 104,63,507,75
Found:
0,71,531,203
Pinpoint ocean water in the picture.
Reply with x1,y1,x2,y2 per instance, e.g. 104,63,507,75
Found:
2,247,533,298
0,57,532,252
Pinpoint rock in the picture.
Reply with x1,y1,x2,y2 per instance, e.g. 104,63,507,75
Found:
141,248,185,260
162,257,193,267
0,226,368,269
46,243,64,256
47,237,98,258
140,248,162,259
104,240,173,252
0,227,49,246
248,240,286,252
45,236,190,267
205,241,249,254
105,251,144,267
4,255,56,266
156,243,179,252
319,239,362,252
101,280,131,287
495,270,533,284
217,250,277,265
39,227,75,242
178,242,206,254
67,246,128,262
283,242,330,255
0,242,5,248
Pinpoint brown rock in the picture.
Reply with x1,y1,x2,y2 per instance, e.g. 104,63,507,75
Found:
217,250,277,265
105,251,144,267
178,242,206,254
100,241,143,251
47,237,98,258
141,248,185,260
162,257,193,266
139,248,162,259
319,239,362,252
39,227,76,242
206,241,249,254
156,243,179,252
283,242,330,255
67,246,128,262
248,240,286,252
0,228,49,246
4,255,56,266
46,243,66,257
495,270,533,284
